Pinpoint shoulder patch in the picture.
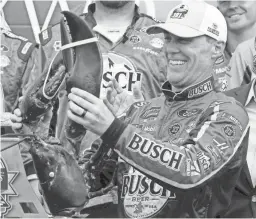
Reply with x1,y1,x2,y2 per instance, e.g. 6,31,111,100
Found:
39,26,53,46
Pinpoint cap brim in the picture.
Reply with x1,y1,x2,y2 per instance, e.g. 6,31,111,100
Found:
146,22,205,38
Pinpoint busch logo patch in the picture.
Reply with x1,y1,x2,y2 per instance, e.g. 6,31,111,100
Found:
188,81,213,98
1,158,18,217
127,133,184,171
121,167,176,218
101,53,142,97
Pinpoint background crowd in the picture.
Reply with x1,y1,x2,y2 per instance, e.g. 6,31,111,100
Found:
1,0,256,218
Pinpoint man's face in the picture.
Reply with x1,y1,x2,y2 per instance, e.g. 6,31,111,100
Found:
218,1,256,32
99,1,132,9
164,33,214,90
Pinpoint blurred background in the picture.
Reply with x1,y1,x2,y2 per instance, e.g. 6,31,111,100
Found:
1,0,216,43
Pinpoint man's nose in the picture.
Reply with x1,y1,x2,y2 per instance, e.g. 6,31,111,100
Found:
166,42,180,54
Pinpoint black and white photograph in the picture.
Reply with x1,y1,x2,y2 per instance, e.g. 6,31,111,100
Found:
1,0,256,218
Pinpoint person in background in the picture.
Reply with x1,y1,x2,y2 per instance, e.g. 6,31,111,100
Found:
9,0,167,216
0,10,51,211
214,0,256,91
40,0,167,158
65,1,249,217
224,78,256,218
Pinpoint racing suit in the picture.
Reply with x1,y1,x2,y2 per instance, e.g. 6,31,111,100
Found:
226,37,256,90
89,76,250,217
0,29,52,180
39,3,167,157
213,47,232,92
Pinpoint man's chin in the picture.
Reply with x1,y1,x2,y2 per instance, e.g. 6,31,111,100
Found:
99,1,131,9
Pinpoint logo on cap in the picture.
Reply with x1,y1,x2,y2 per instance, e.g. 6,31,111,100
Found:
207,23,220,37
170,5,188,19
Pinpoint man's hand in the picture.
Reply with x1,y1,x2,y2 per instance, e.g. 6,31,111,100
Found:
67,88,115,136
104,78,144,117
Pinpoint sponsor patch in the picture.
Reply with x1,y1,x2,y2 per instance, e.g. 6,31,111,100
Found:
222,125,235,139
0,45,9,52
186,159,201,176
197,151,210,173
214,66,229,74
1,158,19,217
132,124,144,130
121,167,176,218
168,123,181,137
188,81,213,98
150,38,164,49
101,53,142,97
220,112,243,131
142,125,157,133
127,133,184,171
207,144,221,165
129,35,141,44
207,23,219,37
133,101,148,109
177,108,203,118
133,47,159,56
140,107,161,120
212,137,230,154
170,5,188,19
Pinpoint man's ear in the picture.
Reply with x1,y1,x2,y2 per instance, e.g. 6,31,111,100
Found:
212,40,225,59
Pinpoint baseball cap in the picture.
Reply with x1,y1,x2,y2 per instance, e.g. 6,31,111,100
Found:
147,1,227,42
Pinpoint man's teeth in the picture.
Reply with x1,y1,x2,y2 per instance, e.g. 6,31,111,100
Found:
169,60,186,65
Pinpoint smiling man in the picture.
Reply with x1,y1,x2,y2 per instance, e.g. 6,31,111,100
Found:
65,1,250,217
214,0,256,90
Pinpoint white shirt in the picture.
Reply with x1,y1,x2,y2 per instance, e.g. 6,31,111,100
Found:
93,24,128,44
245,79,256,187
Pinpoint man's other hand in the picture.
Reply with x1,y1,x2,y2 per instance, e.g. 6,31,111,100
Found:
104,78,144,117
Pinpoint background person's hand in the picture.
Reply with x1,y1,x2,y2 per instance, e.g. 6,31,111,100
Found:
67,88,115,136
104,78,144,117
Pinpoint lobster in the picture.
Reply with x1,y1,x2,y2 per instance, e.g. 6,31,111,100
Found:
5,11,116,216
19,10,103,157
1,134,116,217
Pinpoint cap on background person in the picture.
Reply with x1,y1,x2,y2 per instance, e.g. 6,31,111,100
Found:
147,0,227,43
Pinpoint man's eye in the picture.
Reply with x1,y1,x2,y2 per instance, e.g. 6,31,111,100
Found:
164,37,172,42
179,39,191,44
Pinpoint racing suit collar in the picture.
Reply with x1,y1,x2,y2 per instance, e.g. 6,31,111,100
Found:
86,3,141,28
162,76,214,101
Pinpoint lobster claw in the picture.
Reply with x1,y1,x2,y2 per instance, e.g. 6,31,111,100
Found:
60,17,74,73
58,11,103,147
61,11,103,96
